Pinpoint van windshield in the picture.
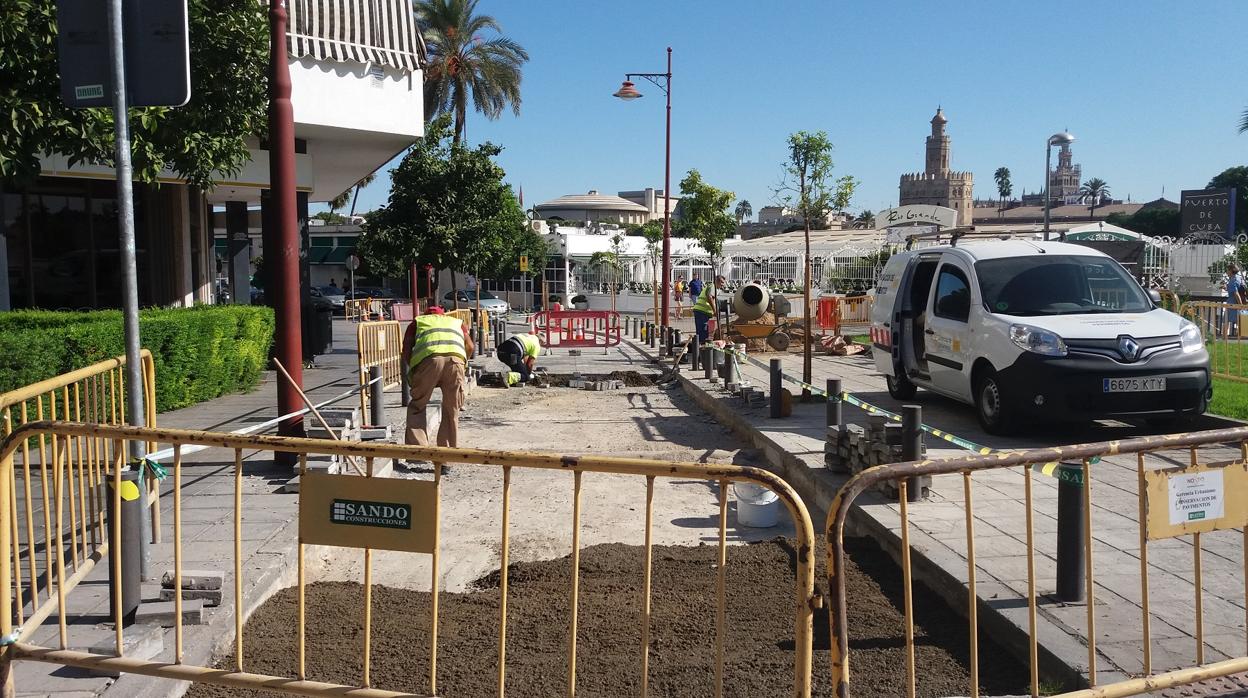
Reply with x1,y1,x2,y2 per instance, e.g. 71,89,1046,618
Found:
974,255,1151,316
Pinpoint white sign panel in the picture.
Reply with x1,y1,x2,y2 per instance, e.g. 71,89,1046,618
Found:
1169,470,1225,526
878,205,958,230
886,225,936,244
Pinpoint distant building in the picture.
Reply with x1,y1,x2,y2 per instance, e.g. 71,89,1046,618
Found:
899,108,974,226
616,188,680,222
757,206,802,225
971,202,1148,225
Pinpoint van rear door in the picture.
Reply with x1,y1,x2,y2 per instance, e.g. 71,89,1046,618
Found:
924,256,975,400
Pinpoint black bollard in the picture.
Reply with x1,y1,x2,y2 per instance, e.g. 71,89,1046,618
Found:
400,360,411,407
1056,466,1086,602
826,379,842,432
649,323,656,348
702,347,714,380
108,470,143,627
690,334,700,372
901,405,923,502
369,365,385,427
770,359,784,418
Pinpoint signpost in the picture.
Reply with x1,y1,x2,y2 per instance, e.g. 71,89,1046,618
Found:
347,253,360,301
1180,188,1237,240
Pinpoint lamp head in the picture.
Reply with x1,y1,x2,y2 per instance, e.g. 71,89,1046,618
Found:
613,80,642,100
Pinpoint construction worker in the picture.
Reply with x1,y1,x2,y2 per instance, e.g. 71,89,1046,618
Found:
400,306,474,448
497,332,541,385
692,274,727,343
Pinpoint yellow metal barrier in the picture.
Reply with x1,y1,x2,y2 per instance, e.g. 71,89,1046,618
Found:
357,321,404,418
0,421,818,698
346,298,388,323
1181,300,1248,383
825,425,1248,698
1157,289,1181,313
0,352,157,635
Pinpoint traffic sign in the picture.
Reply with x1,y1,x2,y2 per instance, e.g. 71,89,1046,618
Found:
347,254,361,271
519,255,529,272
57,0,191,108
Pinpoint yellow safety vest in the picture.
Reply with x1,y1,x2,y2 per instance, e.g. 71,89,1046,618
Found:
693,285,715,315
409,315,466,370
512,333,541,358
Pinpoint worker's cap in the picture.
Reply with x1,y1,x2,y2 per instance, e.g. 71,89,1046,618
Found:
426,305,446,314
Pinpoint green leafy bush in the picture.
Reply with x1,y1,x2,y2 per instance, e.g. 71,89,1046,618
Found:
0,306,274,412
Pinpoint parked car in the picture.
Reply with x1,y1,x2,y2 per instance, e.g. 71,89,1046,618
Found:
871,238,1210,434
308,287,335,312
317,285,346,311
442,288,510,316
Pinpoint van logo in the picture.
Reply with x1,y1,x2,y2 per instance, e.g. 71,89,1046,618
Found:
1117,335,1140,361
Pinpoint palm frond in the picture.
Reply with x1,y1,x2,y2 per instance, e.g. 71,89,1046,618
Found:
1239,108,1248,134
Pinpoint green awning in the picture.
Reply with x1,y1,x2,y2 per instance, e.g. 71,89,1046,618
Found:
322,246,356,264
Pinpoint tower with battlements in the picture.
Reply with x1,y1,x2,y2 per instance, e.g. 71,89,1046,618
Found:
899,108,974,225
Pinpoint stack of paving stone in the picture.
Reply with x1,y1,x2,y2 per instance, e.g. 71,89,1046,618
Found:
825,415,930,500
568,376,624,391
283,405,396,491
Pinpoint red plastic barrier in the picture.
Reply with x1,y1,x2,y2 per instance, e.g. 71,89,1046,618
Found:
816,297,840,331
531,310,622,349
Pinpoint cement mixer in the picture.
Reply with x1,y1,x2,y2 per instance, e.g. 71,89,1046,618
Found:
730,282,794,351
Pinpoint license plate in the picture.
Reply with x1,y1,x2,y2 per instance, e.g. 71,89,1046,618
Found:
1103,377,1167,393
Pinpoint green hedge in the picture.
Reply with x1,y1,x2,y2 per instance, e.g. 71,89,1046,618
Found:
0,306,275,413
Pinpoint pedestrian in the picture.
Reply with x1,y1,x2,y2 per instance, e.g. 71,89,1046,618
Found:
497,332,541,386
1226,263,1245,338
400,306,474,450
673,275,685,319
328,279,341,293
692,275,727,343
688,273,703,303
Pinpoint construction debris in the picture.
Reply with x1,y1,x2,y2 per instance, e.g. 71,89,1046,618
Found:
825,415,930,500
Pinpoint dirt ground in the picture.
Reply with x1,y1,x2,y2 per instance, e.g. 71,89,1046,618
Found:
187,537,1028,698
187,354,1029,696
537,369,657,387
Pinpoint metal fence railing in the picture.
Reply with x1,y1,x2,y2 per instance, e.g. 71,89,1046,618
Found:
0,352,158,633
825,425,1248,698
356,321,404,418
0,422,818,697
1182,300,1248,383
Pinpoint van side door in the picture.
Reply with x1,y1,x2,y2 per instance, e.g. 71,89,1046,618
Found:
924,256,975,399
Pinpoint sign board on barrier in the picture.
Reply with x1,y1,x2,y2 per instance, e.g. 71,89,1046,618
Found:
299,473,437,553
1144,460,1248,539
519,255,529,272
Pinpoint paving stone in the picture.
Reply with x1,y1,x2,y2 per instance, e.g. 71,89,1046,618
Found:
87,626,164,677
160,568,222,590
135,598,206,626
159,587,222,607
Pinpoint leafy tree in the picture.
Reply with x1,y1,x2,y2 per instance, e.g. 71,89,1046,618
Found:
774,130,858,392
1079,178,1111,217
734,199,753,225
993,167,1012,214
312,211,347,225
1106,208,1180,237
0,0,268,188
359,114,531,285
417,0,529,143
1208,166,1248,235
678,169,736,272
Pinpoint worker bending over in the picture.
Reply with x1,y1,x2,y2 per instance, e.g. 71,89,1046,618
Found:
497,332,541,385
401,307,474,447
692,275,727,343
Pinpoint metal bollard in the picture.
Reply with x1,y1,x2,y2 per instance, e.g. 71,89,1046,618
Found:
673,330,683,362
667,328,677,357
901,405,923,503
631,317,638,339
770,358,784,418
649,323,656,348
690,334,700,371
369,365,385,427
722,348,737,386
1056,466,1086,602
702,347,714,380
826,379,842,432
108,470,143,626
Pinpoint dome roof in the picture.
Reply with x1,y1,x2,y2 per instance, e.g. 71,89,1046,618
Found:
931,107,947,124
535,191,649,213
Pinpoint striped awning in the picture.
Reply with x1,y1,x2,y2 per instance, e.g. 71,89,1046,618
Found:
286,0,425,72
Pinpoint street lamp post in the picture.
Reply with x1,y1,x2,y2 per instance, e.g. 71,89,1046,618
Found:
614,47,673,326
1043,131,1076,241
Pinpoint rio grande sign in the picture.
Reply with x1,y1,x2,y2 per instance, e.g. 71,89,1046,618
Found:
877,205,958,230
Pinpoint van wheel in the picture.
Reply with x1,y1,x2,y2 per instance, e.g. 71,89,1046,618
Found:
886,372,917,400
975,369,1015,435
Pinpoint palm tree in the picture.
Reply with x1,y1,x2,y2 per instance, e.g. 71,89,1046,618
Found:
734,199,753,225
852,210,874,229
326,172,378,215
993,167,1012,216
1239,107,1248,134
417,0,529,143
1079,178,1111,218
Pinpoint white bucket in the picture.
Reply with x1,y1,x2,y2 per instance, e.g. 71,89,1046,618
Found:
733,483,780,528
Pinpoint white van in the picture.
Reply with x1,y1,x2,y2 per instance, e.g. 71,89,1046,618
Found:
870,239,1211,433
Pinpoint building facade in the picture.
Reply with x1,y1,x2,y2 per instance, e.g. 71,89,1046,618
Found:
899,108,974,226
1,0,424,311
533,191,652,225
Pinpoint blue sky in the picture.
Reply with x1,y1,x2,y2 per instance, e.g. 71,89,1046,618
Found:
337,0,1248,218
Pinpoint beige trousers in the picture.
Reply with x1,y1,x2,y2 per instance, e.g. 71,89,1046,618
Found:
405,355,465,448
